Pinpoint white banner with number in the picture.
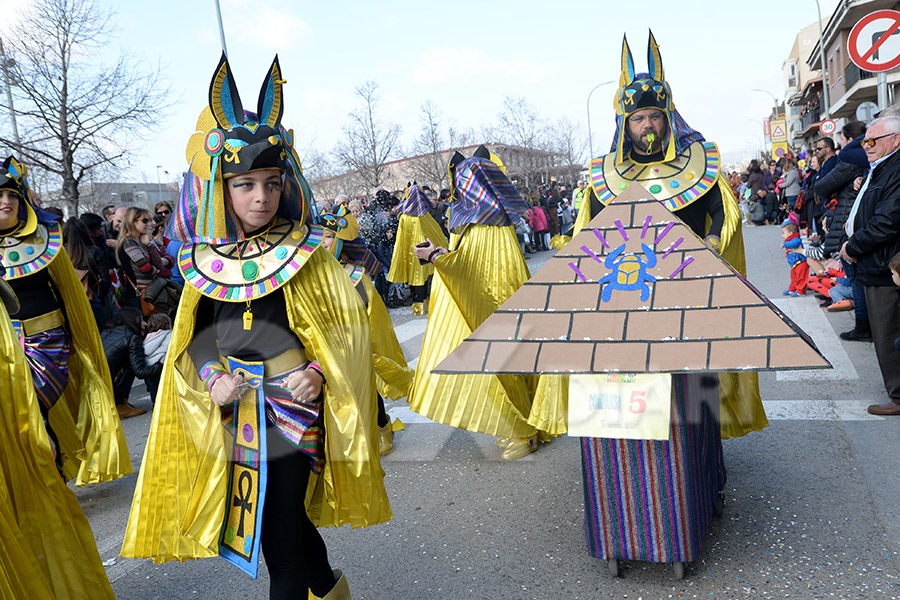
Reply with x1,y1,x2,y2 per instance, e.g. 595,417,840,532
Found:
567,373,672,440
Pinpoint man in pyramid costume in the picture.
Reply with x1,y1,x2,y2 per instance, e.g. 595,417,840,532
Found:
574,32,767,439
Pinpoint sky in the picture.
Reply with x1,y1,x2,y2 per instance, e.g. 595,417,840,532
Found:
0,0,841,188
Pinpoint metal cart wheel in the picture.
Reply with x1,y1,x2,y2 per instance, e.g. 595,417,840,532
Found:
607,559,620,578
715,491,725,518
673,562,685,580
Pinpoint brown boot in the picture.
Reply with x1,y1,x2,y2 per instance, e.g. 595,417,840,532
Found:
117,402,147,419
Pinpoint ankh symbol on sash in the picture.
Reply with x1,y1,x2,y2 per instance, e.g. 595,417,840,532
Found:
234,471,254,537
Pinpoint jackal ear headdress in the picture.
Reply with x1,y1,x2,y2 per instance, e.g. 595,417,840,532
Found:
168,53,317,244
609,31,703,166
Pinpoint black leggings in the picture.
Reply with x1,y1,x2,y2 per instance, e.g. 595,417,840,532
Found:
261,430,335,599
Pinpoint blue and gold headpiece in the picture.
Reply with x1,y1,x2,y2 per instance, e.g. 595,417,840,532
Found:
169,53,317,244
612,31,677,165
0,156,55,237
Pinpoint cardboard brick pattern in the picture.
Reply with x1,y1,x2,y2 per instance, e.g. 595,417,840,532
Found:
434,183,830,375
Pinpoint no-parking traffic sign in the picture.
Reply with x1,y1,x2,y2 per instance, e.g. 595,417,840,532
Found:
849,10,900,73
819,119,837,135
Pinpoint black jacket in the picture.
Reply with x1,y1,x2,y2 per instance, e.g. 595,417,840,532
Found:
845,150,900,286
814,158,865,258
101,325,162,380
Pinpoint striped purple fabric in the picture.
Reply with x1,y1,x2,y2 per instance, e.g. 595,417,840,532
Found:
580,373,725,564
220,366,324,473
343,239,383,278
21,325,71,412
448,157,529,230
399,184,433,217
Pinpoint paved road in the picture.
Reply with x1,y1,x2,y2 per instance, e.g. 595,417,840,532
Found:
76,223,900,599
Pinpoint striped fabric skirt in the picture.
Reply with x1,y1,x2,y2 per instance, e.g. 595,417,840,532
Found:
20,325,71,414
580,373,726,564
221,367,325,472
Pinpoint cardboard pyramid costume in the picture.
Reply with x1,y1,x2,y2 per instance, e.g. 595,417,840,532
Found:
434,182,831,376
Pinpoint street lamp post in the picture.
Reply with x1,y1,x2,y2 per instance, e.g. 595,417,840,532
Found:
814,0,831,119
156,165,162,204
752,88,781,119
587,80,615,161
213,0,229,57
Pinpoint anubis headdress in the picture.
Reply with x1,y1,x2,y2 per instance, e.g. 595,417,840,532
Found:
167,53,317,244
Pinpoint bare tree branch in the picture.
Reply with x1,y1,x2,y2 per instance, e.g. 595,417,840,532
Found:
332,81,401,195
0,0,172,215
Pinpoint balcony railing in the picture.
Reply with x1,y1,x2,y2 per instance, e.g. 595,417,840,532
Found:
845,63,875,89
799,109,822,131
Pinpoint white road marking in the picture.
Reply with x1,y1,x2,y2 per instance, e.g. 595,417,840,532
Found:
771,297,859,381
762,399,882,421
394,319,427,344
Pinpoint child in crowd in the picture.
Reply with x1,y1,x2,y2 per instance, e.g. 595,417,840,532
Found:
782,221,809,297
142,313,172,401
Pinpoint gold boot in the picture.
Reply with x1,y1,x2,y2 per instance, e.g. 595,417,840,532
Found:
311,568,351,600
501,435,538,460
421,298,429,315
495,437,511,448
379,421,394,455
411,302,424,315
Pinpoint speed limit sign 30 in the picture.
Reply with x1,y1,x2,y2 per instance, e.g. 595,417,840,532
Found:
820,119,837,136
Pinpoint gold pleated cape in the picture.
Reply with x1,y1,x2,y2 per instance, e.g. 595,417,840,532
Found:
359,274,413,400
46,249,131,485
408,224,567,437
0,293,115,598
121,248,391,564
572,173,766,439
387,213,448,286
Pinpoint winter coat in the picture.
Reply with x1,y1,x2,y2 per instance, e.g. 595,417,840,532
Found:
782,168,802,196
528,206,549,232
845,150,900,286
747,171,765,196
813,152,865,258
101,325,163,382
143,329,172,365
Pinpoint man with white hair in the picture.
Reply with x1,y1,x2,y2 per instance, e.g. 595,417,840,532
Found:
840,115,900,415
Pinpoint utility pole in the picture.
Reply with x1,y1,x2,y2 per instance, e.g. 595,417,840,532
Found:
213,0,229,57
0,38,21,155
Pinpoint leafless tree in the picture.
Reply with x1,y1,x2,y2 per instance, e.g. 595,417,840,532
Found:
549,116,587,182
493,95,556,187
333,81,401,193
0,0,172,215
406,101,448,189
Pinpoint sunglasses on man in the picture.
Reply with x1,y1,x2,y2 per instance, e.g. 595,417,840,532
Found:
156,209,171,216
861,132,899,148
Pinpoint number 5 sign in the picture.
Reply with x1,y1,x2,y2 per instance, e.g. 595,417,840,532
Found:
568,373,672,440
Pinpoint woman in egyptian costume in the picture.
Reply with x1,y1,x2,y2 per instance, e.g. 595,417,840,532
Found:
0,156,130,486
121,55,390,600
320,205,414,454
386,181,448,315
409,147,567,460
0,273,116,598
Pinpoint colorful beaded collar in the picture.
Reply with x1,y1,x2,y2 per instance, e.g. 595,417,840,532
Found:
0,222,62,280
178,217,324,301
590,141,720,211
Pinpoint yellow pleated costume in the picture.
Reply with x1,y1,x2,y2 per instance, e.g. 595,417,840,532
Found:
121,247,392,563
387,212,448,286
408,224,567,437
0,284,115,599
355,270,413,400
2,220,131,486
